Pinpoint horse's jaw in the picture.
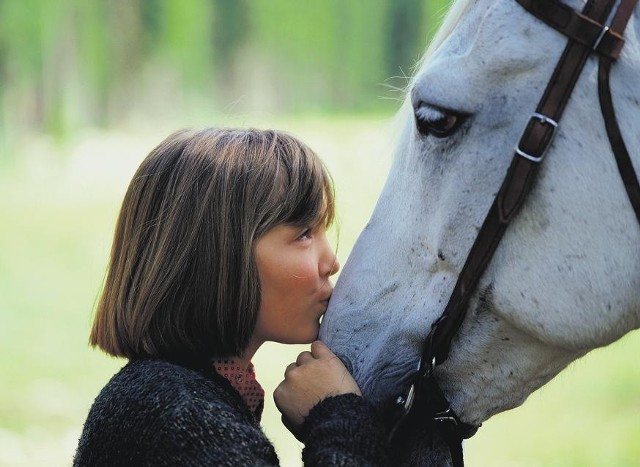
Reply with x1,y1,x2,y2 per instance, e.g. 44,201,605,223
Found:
321,234,588,465
321,239,586,424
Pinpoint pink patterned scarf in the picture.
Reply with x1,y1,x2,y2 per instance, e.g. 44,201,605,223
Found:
212,358,265,421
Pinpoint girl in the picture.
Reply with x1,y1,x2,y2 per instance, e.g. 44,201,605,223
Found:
74,128,389,466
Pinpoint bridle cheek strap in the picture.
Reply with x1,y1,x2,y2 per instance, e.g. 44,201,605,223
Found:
598,2,640,224
429,0,621,374
599,59,640,223
389,0,640,466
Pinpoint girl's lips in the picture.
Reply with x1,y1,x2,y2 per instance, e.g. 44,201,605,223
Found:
319,287,333,302
319,294,332,306
318,286,333,308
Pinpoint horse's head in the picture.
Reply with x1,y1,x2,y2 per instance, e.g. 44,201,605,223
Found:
321,0,640,462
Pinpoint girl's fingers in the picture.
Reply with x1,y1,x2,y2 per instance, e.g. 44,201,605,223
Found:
310,340,332,358
283,362,297,376
296,351,314,366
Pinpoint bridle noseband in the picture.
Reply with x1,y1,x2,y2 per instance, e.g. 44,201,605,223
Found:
389,0,640,465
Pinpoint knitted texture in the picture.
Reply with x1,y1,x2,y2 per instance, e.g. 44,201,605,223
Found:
302,394,390,467
74,359,389,466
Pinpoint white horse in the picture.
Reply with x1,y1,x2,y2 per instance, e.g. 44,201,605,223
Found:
320,0,640,464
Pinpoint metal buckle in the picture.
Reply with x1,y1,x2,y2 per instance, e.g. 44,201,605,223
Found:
394,355,434,417
515,112,558,163
593,25,610,51
389,372,419,441
433,407,459,425
395,382,416,415
434,407,483,440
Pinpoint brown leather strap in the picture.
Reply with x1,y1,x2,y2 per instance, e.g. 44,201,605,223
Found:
598,0,640,223
426,0,619,365
389,376,472,467
515,0,625,59
391,1,639,465
610,0,639,32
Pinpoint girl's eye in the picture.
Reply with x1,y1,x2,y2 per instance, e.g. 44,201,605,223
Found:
298,228,312,241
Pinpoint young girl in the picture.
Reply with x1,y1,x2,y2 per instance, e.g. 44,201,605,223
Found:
74,128,389,466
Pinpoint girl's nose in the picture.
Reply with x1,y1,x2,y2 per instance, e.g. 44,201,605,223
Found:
320,250,340,278
329,255,340,276
319,236,340,277
318,228,339,277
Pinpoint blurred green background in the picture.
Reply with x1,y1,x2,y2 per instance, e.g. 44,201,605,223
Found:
0,1,638,466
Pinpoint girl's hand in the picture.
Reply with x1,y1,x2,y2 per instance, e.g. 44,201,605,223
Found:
273,340,361,435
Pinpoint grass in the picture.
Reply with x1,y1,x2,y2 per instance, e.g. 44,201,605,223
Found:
0,116,638,466
464,334,640,466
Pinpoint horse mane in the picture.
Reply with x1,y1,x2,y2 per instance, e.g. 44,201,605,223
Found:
395,0,473,112
391,0,474,149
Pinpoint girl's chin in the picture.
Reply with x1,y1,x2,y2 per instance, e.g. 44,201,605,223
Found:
278,326,320,345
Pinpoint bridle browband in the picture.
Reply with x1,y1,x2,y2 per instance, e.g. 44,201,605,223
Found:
389,0,640,465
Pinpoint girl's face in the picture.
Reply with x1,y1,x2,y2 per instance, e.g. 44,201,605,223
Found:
251,223,339,348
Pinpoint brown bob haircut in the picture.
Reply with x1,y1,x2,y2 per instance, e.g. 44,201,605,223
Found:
90,128,335,363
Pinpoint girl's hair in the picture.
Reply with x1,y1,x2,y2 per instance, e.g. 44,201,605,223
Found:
90,128,335,363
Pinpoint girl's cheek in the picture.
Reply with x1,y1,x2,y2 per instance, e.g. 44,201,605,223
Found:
298,262,319,281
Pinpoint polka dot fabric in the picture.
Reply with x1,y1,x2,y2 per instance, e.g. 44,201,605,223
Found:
212,358,265,421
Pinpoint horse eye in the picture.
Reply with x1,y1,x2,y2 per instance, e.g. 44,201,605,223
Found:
413,103,468,138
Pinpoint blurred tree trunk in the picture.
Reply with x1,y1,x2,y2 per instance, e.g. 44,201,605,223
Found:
0,0,450,152
386,0,424,81
211,0,249,104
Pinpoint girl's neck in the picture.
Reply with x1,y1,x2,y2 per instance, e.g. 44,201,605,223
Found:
238,337,264,369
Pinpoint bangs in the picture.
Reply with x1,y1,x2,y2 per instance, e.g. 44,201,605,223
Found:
267,134,335,231
283,180,334,229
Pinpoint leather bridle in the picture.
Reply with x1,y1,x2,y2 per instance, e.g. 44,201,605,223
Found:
389,0,640,465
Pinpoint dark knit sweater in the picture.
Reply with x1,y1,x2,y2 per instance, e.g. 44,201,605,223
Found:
74,359,389,466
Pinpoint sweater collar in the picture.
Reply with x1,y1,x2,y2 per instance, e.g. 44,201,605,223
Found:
212,358,265,421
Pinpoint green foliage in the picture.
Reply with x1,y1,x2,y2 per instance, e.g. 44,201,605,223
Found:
0,0,449,154
162,0,214,87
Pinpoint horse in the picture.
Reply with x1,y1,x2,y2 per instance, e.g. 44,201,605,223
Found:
319,0,640,464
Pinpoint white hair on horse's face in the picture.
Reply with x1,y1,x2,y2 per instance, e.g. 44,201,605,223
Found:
411,0,475,76
321,0,640,460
